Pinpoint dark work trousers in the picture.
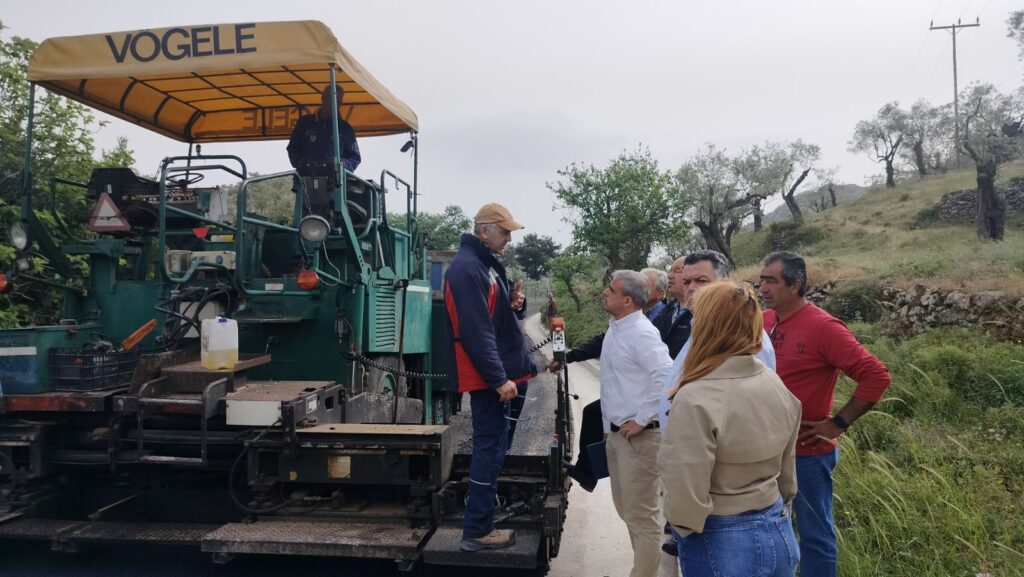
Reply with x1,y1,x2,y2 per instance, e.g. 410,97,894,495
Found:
463,389,510,539
572,399,603,486
505,381,529,451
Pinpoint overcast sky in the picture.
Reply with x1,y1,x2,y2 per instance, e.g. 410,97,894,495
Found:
4,1,1023,245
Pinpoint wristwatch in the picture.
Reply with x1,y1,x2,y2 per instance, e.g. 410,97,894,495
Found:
832,414,850,431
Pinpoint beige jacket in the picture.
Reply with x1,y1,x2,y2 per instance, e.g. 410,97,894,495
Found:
658,355,801,535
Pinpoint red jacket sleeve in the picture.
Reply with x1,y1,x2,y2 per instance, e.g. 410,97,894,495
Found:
818,317,891,402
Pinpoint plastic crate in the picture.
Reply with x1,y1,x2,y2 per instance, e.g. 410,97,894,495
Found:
49,348,142,392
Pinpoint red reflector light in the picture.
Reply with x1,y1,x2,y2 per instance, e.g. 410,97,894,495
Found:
297,270,319,291
0,274,10,294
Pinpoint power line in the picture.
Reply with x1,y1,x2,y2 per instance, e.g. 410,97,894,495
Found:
921,36,951,97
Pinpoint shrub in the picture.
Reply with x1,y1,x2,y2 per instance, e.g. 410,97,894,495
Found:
823,279,885,323
908,206,939,229
912,340,1024,408
767,220,827,252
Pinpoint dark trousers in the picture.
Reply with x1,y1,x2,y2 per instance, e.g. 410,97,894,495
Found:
463,389,509,539
505,381,529,451
572,399,603,486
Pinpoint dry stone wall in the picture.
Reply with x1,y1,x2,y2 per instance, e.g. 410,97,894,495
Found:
801,281,1024,339
936,179,1024,224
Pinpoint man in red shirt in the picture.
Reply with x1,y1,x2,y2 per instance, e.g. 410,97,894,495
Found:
758,251,891,577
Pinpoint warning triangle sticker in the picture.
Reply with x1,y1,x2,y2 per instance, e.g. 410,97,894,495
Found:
89,192,130,232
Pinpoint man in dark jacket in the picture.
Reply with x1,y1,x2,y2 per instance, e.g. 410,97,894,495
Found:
444,203,536,552
287,84,361,172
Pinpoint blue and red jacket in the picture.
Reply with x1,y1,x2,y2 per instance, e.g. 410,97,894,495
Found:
444,234,535,393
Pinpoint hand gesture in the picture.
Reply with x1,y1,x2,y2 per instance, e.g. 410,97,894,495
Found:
546,359,564,373
510,279,525,310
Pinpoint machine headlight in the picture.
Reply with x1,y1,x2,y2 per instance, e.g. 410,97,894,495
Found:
299,215,331,243
9,221,30,252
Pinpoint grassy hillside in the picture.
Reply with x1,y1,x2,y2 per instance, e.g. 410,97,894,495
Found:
732,160,1024,296
549,161,1024,576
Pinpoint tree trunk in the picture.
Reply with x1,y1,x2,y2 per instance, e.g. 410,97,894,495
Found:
559,278,584,313
607,245,621,271
912,141,927,178
782,168,810,224
975,160,1005,241
752,198,763,232
783,193,803,224
828,184,837,207
885,161,896,188
694,221,736,268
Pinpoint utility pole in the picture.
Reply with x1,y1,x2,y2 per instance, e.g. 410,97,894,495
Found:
930,18,980,169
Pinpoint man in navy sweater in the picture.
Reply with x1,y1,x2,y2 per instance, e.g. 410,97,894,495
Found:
444,203,536,552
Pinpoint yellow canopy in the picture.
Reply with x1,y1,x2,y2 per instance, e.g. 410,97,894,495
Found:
27,20,418,142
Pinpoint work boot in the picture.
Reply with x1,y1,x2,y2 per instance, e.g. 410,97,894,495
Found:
460,529,516,552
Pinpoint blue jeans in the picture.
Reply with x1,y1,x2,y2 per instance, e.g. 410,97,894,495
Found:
674,498,799,577
794,448,839,577
463,389,509,539
505,381,529,451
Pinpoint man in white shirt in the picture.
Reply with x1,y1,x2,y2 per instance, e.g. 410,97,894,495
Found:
599,270,674,577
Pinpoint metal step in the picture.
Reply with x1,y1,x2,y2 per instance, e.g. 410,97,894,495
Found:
201,521,430,559
422,526,541,569
0,518,82,540
63,521,217,545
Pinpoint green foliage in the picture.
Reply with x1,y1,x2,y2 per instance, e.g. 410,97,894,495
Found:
1008,10,1024,73
549,146,684,272
908,206,939,229
547,248,604,319
218,173,294,225
99,136,136,169
766,220,827,252
828,327,1024,576
390,205,470,251
822,279,885,323
912,338,1024,407
0,25,128,327
514,233,560,280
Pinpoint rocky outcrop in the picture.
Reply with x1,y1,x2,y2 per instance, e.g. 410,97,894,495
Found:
936,178,1024,224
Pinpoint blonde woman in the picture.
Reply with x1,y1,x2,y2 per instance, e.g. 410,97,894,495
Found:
658,281,801,577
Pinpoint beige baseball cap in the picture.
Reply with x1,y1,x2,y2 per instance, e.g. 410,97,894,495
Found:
473,203,524,231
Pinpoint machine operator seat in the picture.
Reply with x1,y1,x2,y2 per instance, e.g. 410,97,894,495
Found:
294,163,372,232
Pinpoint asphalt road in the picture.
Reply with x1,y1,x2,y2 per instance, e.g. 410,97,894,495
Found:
0,313,679,577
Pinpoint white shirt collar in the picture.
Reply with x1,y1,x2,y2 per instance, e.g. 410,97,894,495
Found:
610,308,645,329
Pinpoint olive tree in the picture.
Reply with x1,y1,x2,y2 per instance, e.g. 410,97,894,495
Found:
958,83,1024,240
550,147,683,274
849,102,906,188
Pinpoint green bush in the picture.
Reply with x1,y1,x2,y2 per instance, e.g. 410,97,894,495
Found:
767,220,827,252
823,280,885,323
913,341,1024,407
908,206,940,229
